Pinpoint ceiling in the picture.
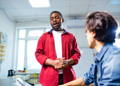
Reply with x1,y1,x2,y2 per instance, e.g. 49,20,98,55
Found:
0,0,120,23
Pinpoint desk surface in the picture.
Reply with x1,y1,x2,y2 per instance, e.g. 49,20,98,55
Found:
0,77,31,86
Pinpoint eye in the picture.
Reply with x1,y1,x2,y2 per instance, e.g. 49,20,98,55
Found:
55,16,60,19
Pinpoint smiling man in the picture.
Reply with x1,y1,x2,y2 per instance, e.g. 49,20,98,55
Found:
35,11,80,86
60,11,120,86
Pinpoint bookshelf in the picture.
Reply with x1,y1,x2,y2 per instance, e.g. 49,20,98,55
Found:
0,44,5,61
0,32,7,72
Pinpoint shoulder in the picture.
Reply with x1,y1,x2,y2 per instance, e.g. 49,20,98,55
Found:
42,32,49,36
104,45,120,63
38,32,50,41
108,46,120,78
40,32,50,38
103,45,120,79
108,45,120,55
64,31,76,38
102,44,120,63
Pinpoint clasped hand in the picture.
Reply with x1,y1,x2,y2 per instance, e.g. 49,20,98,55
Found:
53,58,69,69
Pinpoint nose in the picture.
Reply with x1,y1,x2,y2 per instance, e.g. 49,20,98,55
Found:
53,18,57,22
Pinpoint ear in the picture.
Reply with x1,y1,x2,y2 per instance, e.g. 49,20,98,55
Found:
92,31,96,38
61,18,64,23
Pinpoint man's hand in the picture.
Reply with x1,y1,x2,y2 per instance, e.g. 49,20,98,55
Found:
53,58,64,69
45,58,74,69
54,58,74,69
62,58,74,68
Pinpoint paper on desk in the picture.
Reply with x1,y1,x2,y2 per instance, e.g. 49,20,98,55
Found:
16,78,31,86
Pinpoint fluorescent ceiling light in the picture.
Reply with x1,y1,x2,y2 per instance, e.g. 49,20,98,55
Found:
29,0,50,8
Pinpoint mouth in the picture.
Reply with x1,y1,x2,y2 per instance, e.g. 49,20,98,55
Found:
53,23,59,27
53,22,59,25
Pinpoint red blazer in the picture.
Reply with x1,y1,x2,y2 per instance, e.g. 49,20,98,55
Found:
35,29,80,86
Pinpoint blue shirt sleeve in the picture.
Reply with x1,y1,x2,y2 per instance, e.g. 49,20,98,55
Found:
83,64,95,85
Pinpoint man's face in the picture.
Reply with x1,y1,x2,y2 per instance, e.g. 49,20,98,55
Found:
50,13,62,30
86,30,96,49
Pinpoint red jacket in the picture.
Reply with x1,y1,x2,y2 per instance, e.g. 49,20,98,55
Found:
35,29,80,86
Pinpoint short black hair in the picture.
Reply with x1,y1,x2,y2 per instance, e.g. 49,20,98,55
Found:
50,11,63,18
86,11,118,43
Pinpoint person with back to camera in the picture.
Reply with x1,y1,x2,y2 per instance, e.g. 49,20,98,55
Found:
35,11,81,86
59,11,120,86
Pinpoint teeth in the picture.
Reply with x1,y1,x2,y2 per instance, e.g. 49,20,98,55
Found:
54,24,58,25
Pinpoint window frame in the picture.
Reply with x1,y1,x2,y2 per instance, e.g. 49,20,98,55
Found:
14,27,50,73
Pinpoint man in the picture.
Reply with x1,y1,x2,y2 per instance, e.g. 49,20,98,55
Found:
60,11,120,86
35,11,80,86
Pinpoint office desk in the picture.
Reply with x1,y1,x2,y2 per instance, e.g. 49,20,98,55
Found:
0,77,31,86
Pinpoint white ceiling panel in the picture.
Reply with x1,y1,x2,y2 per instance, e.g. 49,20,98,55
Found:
0,0,119,23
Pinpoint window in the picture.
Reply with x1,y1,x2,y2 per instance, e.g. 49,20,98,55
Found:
27,40,39,70
15,28,50,72
17,40,25,70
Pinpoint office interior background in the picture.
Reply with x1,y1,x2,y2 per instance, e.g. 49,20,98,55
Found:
0,0,120,85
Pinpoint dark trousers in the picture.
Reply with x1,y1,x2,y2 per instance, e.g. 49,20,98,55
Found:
59,74,63,85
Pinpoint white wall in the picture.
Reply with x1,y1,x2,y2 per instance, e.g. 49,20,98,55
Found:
0,10,15,77
66,28,95,77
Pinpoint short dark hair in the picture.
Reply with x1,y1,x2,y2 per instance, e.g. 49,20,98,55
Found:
86,11,118,43
50,11,63,19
